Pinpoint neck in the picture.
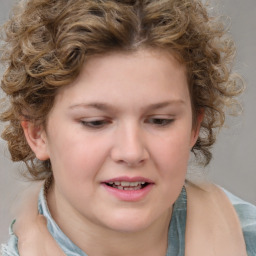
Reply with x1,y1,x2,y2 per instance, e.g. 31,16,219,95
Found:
79,213,171,256
47,184,172,256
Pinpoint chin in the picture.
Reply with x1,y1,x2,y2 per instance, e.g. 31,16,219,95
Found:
108,222,150,233
101,210,158,233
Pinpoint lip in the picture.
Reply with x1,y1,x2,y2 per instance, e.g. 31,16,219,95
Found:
101,176,154,202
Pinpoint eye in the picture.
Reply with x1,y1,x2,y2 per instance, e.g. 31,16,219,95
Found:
146,117,174,127
80,119,110,129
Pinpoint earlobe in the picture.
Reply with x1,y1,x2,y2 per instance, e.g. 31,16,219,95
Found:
21,121,49,161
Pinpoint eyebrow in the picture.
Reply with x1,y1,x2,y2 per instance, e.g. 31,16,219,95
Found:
143,100,185,111
69,103,116,112
68,100,185,112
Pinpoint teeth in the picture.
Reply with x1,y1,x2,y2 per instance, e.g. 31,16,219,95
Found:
121,181,141,186
111,181,146,186
106,181,148,190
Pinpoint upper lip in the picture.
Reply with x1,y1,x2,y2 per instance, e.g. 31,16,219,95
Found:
102,176,154,184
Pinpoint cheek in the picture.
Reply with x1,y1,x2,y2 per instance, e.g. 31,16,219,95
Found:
150,136,190,211
151,130,192,169
47,128,110,181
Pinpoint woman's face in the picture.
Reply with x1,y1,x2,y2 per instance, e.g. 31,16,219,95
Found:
31,49,200,233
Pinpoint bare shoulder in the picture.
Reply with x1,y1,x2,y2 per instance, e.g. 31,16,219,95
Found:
221,188,256,256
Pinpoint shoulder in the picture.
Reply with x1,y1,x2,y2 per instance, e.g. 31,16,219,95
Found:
221,187,256,256
1,220,19,256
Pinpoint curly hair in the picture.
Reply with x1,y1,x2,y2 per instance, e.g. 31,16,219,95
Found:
0,0,243,180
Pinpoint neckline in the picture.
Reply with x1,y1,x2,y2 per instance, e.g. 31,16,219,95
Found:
39,183,187,256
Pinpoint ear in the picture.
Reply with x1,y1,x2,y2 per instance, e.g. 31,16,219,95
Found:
21,121,49,161
190,109,204,148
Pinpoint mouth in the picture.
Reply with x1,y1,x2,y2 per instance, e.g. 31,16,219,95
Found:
102,177,154,201
104,181,149,191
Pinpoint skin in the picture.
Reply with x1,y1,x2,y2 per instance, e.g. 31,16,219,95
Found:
22,49,201,256
12,182,65,256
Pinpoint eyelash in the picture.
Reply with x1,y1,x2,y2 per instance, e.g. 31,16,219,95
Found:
80,118,174,129
146,118,174,127
80,120,110,129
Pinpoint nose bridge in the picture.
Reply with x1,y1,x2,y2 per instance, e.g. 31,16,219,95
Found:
111,119,148,166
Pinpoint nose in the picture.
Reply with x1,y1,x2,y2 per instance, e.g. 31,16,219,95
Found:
110,122,149,167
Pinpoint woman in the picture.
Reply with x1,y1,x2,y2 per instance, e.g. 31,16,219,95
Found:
1,0,255,255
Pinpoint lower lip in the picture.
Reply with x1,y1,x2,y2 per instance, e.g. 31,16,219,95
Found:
102,183,154,202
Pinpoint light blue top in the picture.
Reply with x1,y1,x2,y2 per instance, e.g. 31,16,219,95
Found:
1,185,256,256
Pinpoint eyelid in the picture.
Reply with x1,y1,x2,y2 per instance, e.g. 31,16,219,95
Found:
146,114,175,120
80,118,111,129
145,116,175,126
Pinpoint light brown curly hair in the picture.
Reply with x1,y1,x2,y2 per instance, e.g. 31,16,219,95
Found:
0,0,243,180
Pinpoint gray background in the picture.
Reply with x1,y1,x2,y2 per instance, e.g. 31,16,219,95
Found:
0,0,255,244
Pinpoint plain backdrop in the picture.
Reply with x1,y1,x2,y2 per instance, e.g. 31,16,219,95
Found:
0,0,256,245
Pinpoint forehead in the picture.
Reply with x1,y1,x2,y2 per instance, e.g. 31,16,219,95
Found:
54,49,190,109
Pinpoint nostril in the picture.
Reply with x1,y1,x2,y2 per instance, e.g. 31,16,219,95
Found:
110,131,149,166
